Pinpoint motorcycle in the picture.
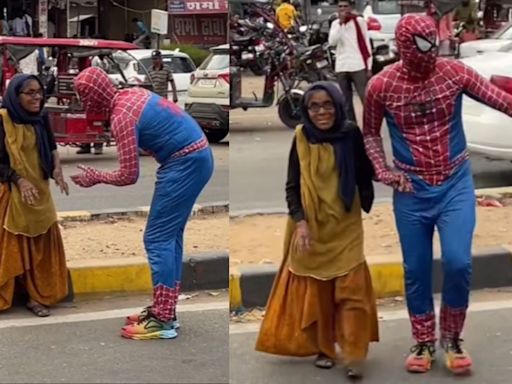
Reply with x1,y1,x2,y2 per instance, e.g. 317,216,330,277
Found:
231,19,272,76
292,43,337,85
231,35,305,129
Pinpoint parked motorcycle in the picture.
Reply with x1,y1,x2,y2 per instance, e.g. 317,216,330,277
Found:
231,36,304,129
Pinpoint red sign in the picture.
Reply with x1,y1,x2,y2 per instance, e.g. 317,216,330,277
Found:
172,15,227,45
168,0,228,14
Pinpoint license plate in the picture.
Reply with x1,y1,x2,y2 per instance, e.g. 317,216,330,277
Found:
316,60,328,69
199,79,216,88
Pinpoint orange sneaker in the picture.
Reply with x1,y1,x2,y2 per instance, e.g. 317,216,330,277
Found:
441,339,472,375
405,343,436,373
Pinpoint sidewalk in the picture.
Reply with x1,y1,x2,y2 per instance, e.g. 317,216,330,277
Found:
57,203,229,297
230,191,512,310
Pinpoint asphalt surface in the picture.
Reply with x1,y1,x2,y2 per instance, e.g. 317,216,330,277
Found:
229,291,512,384
51,141,228,212
0,292,229,384
230,88,512,214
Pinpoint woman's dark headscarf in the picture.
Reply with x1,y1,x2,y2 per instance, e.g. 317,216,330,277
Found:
301,81,359,212
2,74,55,179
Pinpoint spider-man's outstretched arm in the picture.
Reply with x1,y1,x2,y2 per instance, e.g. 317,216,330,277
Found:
457,61,512,117
70,114,140,187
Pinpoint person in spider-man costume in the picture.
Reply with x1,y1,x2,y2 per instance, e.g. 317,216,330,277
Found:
71,67,214,340
363,14,512,374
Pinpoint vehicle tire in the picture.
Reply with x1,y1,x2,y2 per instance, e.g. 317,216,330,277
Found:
204,129,229,143
278,93,304,129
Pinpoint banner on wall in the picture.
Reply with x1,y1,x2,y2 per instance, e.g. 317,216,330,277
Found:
168,0,228,14
172,15,227,45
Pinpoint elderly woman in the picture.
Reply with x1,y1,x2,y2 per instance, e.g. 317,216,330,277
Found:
255,82,378,379
0,74,69,317
71,67,213,340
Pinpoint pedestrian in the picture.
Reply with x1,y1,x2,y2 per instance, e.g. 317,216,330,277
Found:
148,50,178,103
10,10,27,37
22,9,33,37
363,14,512,375
132,17,150,48
0,14,10,36
0,74,70,317
437,11,454,56
328,0,372,124
275,0,297,32
454,0,479,42
255,81,378,379
71,67,214,340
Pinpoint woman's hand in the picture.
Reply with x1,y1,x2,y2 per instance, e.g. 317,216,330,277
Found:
16,178,39,205
53,166,69,196
293,220,311,255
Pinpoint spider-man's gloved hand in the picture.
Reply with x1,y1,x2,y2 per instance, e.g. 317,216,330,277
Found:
377,170,414,192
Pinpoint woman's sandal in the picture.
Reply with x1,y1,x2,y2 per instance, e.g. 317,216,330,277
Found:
314,354,335,369
26,302,50,317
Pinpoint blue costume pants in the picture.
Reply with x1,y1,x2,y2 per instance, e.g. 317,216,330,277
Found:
393,161,475,342
144,147,214,321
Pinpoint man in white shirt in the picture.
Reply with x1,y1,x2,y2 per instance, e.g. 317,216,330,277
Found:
328,0,373,123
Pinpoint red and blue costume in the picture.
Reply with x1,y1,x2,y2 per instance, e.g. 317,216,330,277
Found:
363,14,512,372
72,68,213,339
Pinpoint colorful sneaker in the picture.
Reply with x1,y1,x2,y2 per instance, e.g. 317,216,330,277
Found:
405,342,436,373
121,313,178,340
441,338,472,375
125,306,180,329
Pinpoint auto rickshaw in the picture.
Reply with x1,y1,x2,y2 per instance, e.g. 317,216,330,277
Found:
0,37,155,148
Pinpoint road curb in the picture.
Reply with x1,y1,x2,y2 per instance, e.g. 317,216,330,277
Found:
229,186,512,218
69,251,228,295
229,246,512,310
57,201,229,222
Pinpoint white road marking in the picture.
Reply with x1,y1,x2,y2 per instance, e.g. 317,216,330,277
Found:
229,299,512,335
0,301,228,330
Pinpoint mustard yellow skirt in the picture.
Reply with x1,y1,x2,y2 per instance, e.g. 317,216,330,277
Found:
255,261,379,362
0,184,68,310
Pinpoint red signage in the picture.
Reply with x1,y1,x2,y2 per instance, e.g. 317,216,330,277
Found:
168,0,228,14
172,15,227,45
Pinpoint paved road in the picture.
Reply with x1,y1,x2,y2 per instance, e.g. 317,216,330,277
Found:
0,292,228,383
51,142,228,212
230,97,512,214
230,295,512,384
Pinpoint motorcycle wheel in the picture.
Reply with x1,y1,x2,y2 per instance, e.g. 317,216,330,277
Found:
278,93,304,129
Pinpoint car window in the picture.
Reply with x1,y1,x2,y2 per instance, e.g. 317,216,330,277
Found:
371,0,401,15
497,24,512,40
199,52,229,70
137,56,196,74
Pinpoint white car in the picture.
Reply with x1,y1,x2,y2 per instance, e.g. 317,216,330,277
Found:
461,48,512,160
185,44,229,143
459,22,512,58
108,49,196,108
362,1,401,49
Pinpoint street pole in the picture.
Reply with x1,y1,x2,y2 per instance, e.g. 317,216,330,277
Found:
67,0,70,37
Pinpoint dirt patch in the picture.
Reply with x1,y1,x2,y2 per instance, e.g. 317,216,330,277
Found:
230,203,512,267
61,214,228,263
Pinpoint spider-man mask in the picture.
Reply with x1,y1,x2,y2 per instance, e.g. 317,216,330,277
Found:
395,14,438,78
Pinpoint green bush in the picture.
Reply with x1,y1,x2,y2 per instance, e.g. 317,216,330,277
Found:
162,43,210,67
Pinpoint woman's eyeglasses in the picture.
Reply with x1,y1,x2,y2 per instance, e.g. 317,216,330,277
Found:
20,90,44,99
308,102,335,113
